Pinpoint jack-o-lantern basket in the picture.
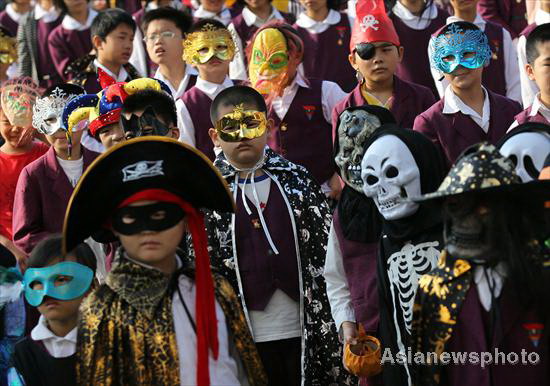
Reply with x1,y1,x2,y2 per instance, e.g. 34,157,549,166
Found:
344,325,382,377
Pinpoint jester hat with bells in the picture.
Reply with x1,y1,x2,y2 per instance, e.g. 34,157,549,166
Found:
63,137,235,385
62,78,171,138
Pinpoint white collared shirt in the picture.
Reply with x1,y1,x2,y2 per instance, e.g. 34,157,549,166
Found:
62,8,97,31
392,1,439,30
270,69,347,122
94,59,129,83
517,9,549,107
31,316,78,358
34,3,60,23
154,65,198,100
176,76,234,146
5,3,28,23
430,14,521,103
509,93,550,130
443,85,491,132
193,6,232,26
474,263,507,312
295,9,342,34
241,6,284,28
324,222,356,331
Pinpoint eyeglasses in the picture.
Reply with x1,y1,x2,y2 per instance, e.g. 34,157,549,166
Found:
143,31,177,43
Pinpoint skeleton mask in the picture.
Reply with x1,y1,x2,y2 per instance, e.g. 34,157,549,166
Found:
443,194,492,261
361,135,421,220
335,109,381,192
499,132,550,182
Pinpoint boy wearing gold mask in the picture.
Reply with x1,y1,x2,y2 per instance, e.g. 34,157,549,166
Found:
204,85,353,385
246,21,346,199
176,19,239,161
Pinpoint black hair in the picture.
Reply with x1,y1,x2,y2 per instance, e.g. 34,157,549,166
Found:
28,234,97,273
91,8,136,41
437,20,480,37
210,85,267,125
142,7,193,36
0,25,14,38
42,83,85,98
122,90,177,126
189,18,228,34
53,0,90,15
526,23,550,65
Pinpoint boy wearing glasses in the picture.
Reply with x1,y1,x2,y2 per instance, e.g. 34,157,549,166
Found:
333,0,436,131
142,8,196,100
413,21,521,167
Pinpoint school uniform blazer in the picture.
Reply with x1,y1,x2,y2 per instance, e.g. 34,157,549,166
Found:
331,76,436,133
12,146,99,255
413,90,522,167
477,0,527,38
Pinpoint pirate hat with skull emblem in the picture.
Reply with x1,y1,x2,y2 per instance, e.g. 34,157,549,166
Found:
63,137,234,386
497,122,550,183
414,142,550,203
350,0,400,52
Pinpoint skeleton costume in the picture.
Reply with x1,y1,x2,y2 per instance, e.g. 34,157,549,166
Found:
204,147,355,385
412,143,550,386
497,122,550,183
361,126,446,386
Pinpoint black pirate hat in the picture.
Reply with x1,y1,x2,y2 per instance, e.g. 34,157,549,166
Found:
62,136,234,253
414,142,550,202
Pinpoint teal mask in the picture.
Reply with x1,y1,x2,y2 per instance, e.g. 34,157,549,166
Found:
23,262,93,307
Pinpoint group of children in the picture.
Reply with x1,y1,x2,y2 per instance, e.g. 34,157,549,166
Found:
0,0,549,385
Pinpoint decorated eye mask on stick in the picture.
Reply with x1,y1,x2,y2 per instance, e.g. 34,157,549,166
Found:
112,202,185,235
215,104,268,142
430,23,491,74
33,87,81,136
183,24,236,65
23,261,94,307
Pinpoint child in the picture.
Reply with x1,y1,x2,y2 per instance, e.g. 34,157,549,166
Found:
194,0,235,26
294,0,356,92
8,235,96,386
517,4,549,107
333,0,436,131
17,0,63,88
66,8,141,93
0,27,18,84
48,0,98,82
429,0,521,103
62,136,267,385
205,85,352,385
389,0,449,96
177,19,239,160
142,8,196,99
228,0,295,81
0,78,48,268
413,22,521,167
247,21,346,195
0,0,32,36
511,24,550,127
12,84,98,257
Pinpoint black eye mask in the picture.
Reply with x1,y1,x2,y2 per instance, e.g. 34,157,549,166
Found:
112,202,185,235
120,106,171,139
355,43,376,60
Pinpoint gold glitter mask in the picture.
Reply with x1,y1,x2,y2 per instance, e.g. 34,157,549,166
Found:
183,25,236,65
0,32,17,65
215,104,267,142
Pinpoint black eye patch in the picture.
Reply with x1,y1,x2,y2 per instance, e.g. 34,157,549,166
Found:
112,202,185,235
355,43,376,60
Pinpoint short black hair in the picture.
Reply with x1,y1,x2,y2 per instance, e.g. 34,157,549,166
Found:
526,23,550,65
122,90,177,127
189,18,228,34
28,234,97,273
437,21,481,38
91,8,136,41
142,8,192,36
210,85,267,125
42,83,85,98
53,0,90,14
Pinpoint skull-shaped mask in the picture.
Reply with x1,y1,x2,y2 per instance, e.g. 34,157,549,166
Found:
361,135,421,220
335,109,381,192
499,131,550,182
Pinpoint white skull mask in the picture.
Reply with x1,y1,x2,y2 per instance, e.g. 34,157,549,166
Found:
499,132,550,182
361,135,421,220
